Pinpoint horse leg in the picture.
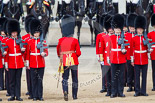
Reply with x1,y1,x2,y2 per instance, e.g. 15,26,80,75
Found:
88,19,94,46
77,19,82,46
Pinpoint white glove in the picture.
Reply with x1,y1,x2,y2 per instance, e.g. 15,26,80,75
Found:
100,61,104,65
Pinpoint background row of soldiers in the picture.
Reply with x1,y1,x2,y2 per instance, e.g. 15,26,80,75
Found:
95,12,155,98
0,15,49,101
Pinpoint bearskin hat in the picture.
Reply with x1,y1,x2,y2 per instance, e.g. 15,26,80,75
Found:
111,14,124,30
151,14,155,26
25,15,35,33
135,15,147,29
127,13,137,27
6,19,21,36
104,14,112,32
61,15,75,37
0,17,8,32
122,13,127,27
29,19,42,36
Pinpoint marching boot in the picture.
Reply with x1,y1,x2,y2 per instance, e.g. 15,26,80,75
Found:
134,93,141,97
152,88,155,91
100,88,107,93
141,93,149,96
25,92,29,95
38,97,44,101
6,93,10,96
105,92,111,97
8,96,15,101
118,94,126,97
64,91,68,101
16,97,23,101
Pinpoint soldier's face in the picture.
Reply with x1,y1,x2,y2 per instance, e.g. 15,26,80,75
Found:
137,28,144,34
34,32,40,38
129,27,135,33
123,27,128,32
114,28,121,34
11,32,18,38
1,31,6,36
108,28,114,35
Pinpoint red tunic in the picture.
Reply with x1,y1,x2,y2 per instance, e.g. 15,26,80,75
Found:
22,34,31,61
148,31,155,60
110,34,127,64
1,36,9,65
26,38,48,68
124,32,135,60
57,37,81,66
5,38,24,69
130,35,148,65
96,32,106,55
100,34,111,66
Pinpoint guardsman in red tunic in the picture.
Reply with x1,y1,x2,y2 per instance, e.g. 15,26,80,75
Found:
0,17,8,101
96,24,107,93
5,19,25,101
110,14,127,98
100,14,113,96
22,15,35,99
148,14,155,91
57,15,81,101
125,13,137,92
0,17,10,97
130,16,149,97
0,17,7,91
26,19,48,101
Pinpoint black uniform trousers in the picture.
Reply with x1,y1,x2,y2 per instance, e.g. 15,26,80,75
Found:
102,65,111,93
127,60,135,87
9,68,22,98
111,63,125,95
30,67,44,99
0,68,4,89
152,60,155,89
26,68,32,97
5,69,10,94
101,65,106,90
134,64,148,94
62,65,78,98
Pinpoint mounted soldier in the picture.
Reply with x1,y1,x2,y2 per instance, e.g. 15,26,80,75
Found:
26,0,55,18
0,0,24,20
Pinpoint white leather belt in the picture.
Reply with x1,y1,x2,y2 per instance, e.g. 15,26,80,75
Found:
111,49,121,51
30,53,41,55
9,53,21,56
152,45,155,48
135,50,147,53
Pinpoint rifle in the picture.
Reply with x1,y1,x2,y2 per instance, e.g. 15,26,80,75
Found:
16,35,27,50
0,41,8,57
36,33,48,54
118,31,130,51
143,30,155,52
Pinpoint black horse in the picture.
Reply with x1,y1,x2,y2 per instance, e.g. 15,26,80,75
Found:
29,0,50,39
74,0,85,45
85,0,114,46
2,0,23,20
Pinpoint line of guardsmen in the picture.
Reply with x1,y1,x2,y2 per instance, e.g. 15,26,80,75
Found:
96,13,155,98
0,8,155,103
0,15,48,101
